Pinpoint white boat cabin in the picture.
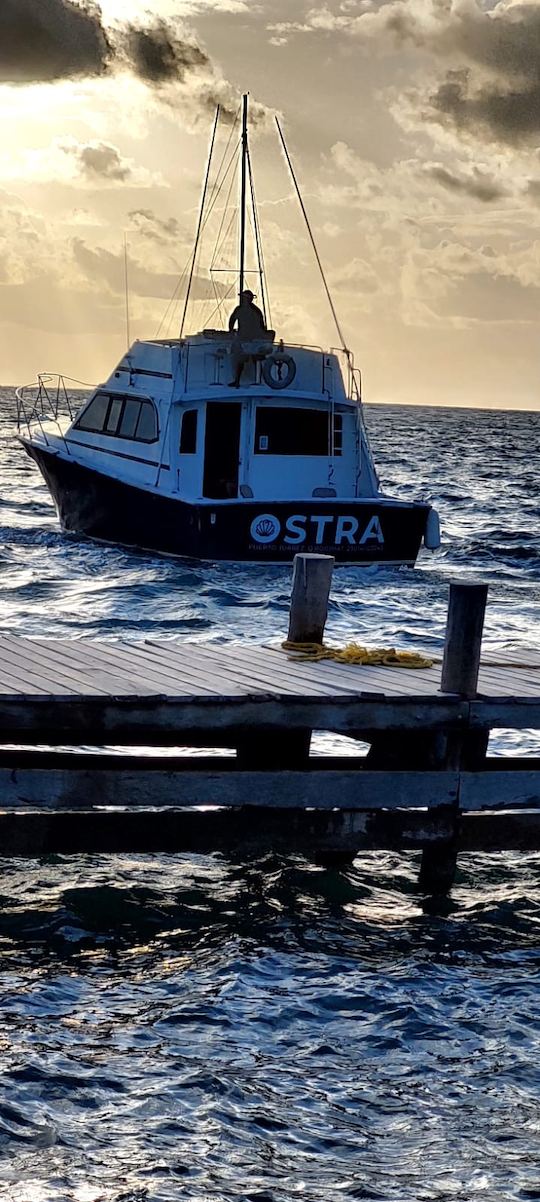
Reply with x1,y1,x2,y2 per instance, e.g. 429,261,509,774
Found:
65,333,379,503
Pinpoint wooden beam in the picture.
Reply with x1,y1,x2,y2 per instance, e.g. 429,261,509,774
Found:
0,807,456,857
460,811,540,851
1,806,540,856
0,695,469,744
0,767,460,811
460,771,540,811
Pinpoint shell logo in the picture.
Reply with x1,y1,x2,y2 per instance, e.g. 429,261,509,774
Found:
250,514,281,544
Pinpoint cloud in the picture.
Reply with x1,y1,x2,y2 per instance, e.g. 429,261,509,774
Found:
74,141,133,182
427,67,540,145
0,136,165,189
119,19,209,86
0,0,271,123
73,238,227,300
424,163,508,203
129,209,181,243
273,1,540,146
356,0,540,145
0,0,111,84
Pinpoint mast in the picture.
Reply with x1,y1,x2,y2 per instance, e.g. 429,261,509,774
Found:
238,93,248,299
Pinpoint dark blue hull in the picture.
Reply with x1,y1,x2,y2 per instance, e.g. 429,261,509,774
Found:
23,443,430,565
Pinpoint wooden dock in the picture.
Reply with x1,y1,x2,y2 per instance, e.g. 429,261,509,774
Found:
0,555,539,894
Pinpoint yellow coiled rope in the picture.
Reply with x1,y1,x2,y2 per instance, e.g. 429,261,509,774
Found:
281,641,434,668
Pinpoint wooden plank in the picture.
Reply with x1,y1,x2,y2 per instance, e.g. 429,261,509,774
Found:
32,637,221,698
259,646,443,698
110,640,250,696
1,806,540,857
0,694,468,744
152,641,349,697
0,640,79,696
461,811,540,851
0,807,456,856
0,767,459,811
460,771,540,811
0,636,127,697
471,699,540,729
476,667,540,696
140,641,316,697
28,637,169,696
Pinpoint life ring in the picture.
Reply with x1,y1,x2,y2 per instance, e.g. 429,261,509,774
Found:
262,353,297,390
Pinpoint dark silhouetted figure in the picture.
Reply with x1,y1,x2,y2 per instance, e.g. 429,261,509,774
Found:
228,290,268,387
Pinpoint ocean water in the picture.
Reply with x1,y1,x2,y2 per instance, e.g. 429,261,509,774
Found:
1,390,540,1200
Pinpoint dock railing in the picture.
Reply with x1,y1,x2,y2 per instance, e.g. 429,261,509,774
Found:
0,553,539,897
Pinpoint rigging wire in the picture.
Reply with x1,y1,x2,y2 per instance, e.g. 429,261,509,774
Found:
155,255,191,339
208,205,238,327
275,115,348,355
246,144,271,329
156,106,242,341
203,277,237,329
210,155,240,272
179,105,221,338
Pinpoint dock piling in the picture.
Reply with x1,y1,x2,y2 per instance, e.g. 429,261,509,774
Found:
419,580,489,895
287,553,335,646
237,553,334,768
441,582,488,697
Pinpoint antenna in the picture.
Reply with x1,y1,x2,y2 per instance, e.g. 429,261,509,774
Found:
123,233,131,348
275,116,349,355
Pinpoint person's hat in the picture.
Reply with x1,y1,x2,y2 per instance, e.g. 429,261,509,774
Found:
241,289,255,300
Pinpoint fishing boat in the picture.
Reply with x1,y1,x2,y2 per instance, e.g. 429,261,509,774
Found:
16,97,440,565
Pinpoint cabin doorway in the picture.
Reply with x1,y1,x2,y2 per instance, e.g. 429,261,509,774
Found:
203,402,242,499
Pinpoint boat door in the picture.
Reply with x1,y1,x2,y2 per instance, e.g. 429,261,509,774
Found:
203,402,242,499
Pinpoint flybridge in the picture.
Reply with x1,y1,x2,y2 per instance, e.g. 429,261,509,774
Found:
112,337,359,404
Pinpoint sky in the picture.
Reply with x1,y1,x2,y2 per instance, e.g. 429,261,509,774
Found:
1,0,540,407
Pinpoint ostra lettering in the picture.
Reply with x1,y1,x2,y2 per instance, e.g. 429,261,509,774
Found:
249,513,384,547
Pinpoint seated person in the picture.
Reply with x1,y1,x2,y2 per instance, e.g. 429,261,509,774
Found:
228,290,273,386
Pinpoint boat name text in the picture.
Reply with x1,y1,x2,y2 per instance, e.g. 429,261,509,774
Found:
249,513,384,546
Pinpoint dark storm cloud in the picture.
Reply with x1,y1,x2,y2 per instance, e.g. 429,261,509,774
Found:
425,162,507,203
120,19,209,86
428,67,540,145
0,0,219,99
0,0,111,83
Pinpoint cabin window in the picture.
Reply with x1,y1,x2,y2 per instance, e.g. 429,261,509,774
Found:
74,393,158,443
254,406,342,456
180,410,198,454
135,402,158,442
75,393,109,433
106,397,123,434
119,399,142,439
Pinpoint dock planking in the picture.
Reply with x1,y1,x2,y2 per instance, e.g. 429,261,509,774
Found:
0,559,539,894
0,635,539,708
